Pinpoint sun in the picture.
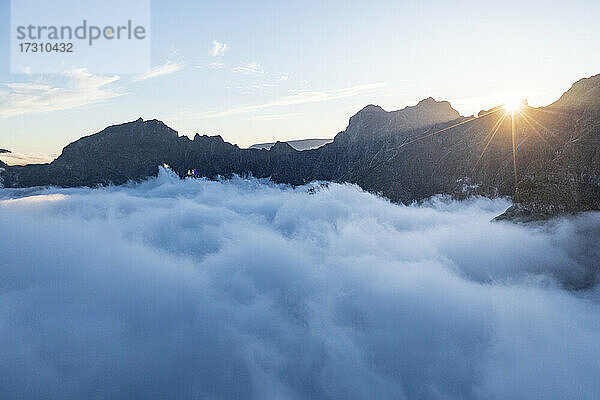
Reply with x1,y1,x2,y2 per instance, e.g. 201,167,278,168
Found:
503,96,525,112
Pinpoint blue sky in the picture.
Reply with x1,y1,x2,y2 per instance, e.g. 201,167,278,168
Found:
1,0,599,157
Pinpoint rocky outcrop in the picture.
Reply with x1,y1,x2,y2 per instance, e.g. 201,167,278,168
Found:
2,75,599,220
338,98,461,143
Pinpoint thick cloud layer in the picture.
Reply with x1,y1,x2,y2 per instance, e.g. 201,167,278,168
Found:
1,168,599,399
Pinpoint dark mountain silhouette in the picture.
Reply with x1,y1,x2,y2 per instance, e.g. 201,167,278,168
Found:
0,149,9,168
1,74,599,220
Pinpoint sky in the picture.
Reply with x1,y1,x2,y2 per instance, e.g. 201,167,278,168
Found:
0,0,599,158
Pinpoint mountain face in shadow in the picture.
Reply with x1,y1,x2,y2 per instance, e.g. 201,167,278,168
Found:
338,98,461,143
1,75,599,220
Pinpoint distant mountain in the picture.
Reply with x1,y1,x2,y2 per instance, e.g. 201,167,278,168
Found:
250,139,333,151
1,74,599,220
0,151,56,166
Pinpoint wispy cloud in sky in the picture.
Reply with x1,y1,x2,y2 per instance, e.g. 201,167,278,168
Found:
0,68,120,118
210,40,228,57
132,61,185,82
250,112,302,121
172,82,386,121
232,62,264,74
208,61,226,70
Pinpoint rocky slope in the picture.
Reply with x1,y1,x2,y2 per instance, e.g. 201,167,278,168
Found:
1,74,599,220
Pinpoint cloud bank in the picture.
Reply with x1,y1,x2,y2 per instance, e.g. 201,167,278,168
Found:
1,168,599,399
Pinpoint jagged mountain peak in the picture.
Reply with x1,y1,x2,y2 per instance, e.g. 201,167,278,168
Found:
354,97,458,118
341,97,461,142
270,141,296,153
405,97,459,119
417,96,436,104
193,133,225,143
92,118,173,136
357,104,387,114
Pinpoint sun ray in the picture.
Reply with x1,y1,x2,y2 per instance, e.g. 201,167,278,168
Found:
511,110,519,202
534,107,568,116
518,108,561,141
399,107,504,149
517,111,551,146
473,112,508,168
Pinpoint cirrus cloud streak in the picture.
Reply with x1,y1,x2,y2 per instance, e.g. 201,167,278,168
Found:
0,68,121,118
171,82,386,121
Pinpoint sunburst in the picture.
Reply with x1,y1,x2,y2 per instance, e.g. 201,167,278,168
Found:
397,95,558,203
502,96,525,113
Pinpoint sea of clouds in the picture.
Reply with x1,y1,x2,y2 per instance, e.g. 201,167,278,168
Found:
1,167,600,399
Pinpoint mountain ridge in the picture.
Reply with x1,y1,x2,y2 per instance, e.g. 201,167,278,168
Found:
550,73,600,110
1,75,599,220
338,97,461,143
